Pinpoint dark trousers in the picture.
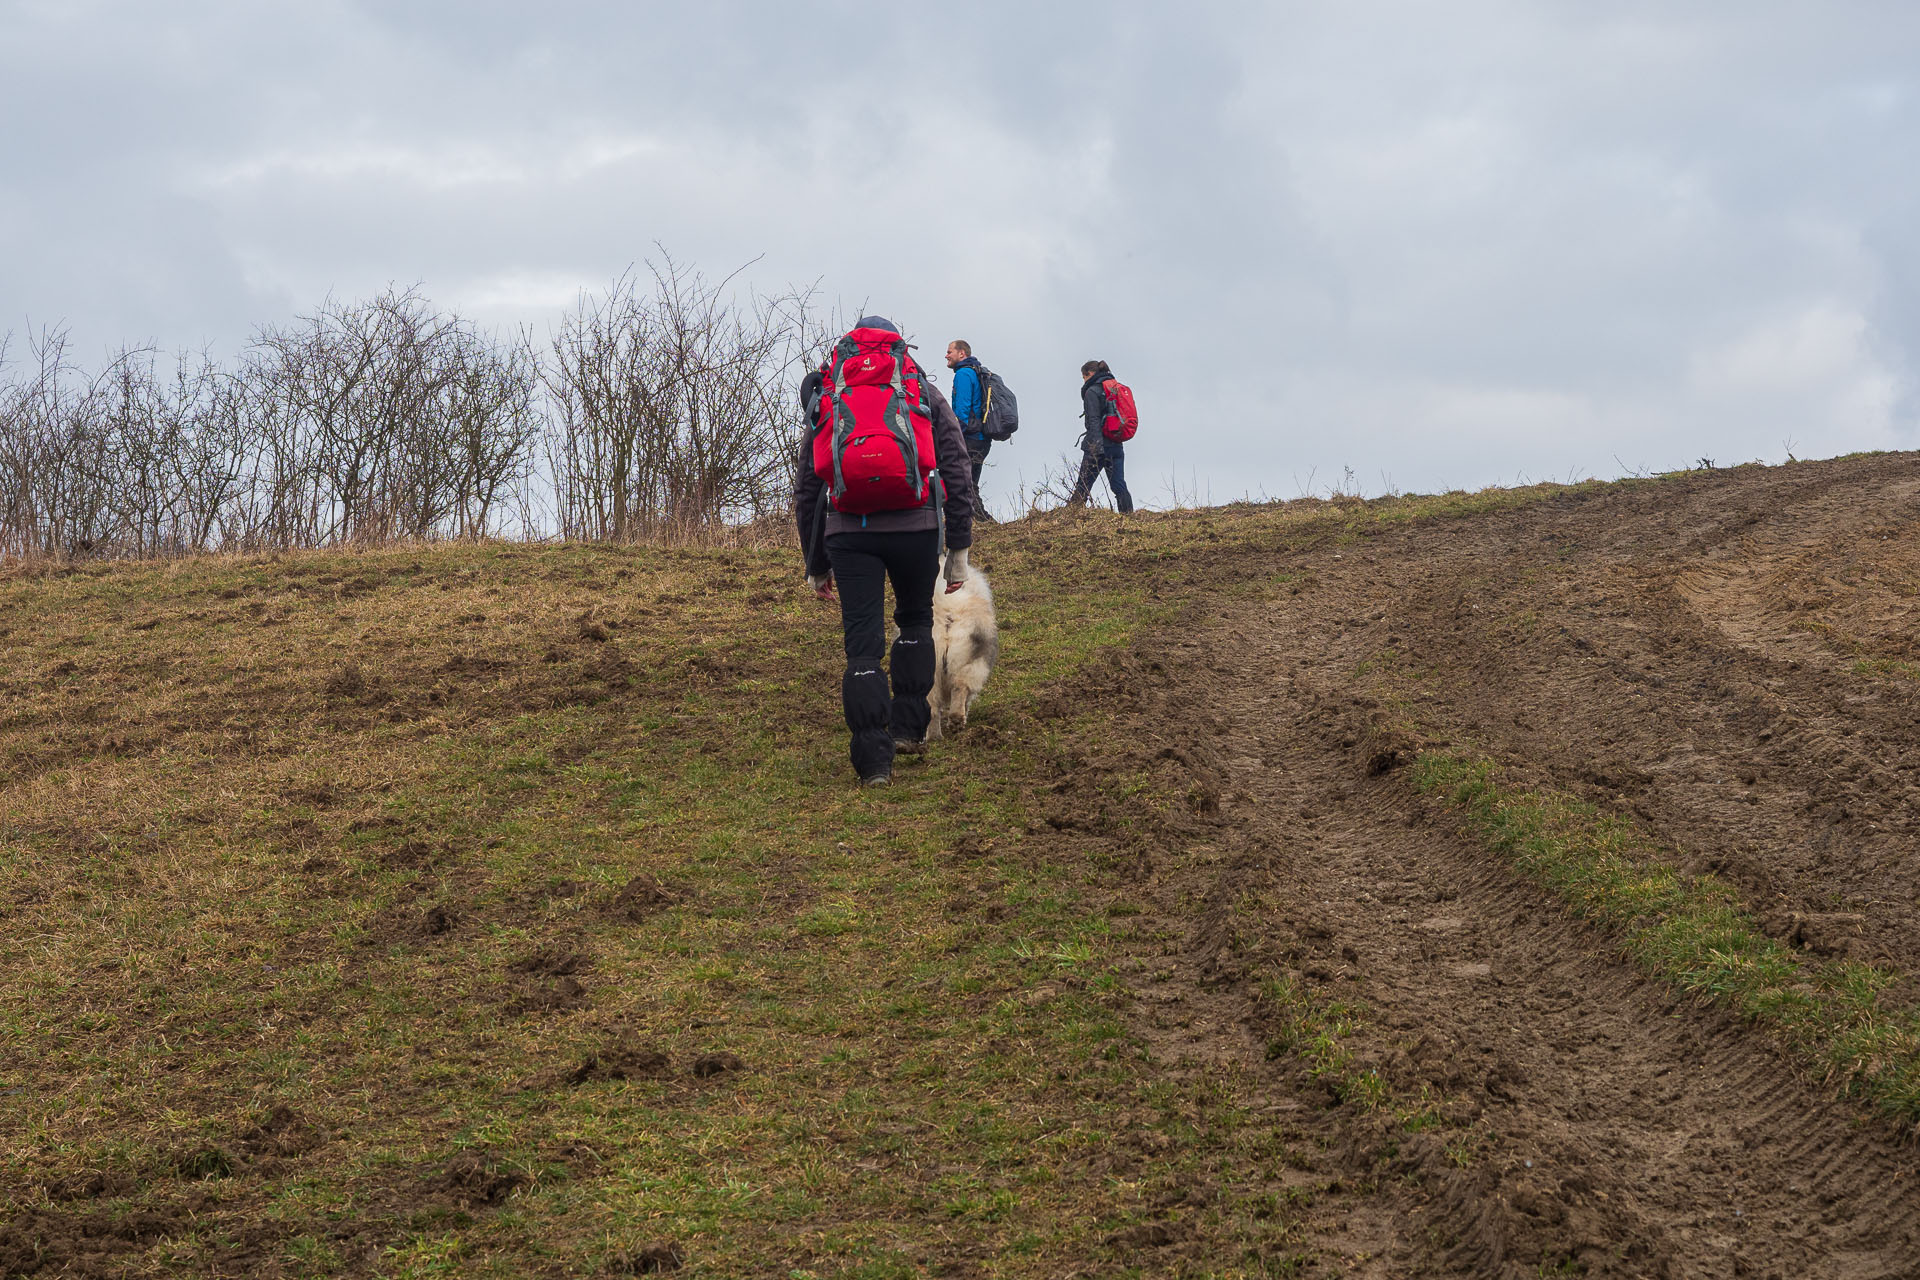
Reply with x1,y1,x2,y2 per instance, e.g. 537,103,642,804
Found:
825,528,940,778
1069,439,1133,512
966,435,994,520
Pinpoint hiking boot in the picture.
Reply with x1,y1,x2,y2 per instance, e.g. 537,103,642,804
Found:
893,737,927,755
861,771,892,787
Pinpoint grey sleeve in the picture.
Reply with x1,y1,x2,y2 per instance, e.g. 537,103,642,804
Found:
792,430,829,577
922,381,975,551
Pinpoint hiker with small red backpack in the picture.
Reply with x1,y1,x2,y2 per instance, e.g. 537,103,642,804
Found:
793,316,977,786
1068,359,1135,513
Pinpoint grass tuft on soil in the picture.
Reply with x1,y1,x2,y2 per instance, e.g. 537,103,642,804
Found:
1413,751,1920,1123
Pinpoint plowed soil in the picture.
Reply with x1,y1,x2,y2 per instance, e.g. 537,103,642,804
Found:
1081,453,1920,1276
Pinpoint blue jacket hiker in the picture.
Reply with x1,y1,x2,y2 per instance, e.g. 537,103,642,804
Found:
945,340,995,522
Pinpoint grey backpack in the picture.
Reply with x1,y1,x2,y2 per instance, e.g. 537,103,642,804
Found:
977,365,1020,441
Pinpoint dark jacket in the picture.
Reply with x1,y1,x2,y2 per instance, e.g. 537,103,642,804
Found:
1081,370,1116,454
794,343,975,578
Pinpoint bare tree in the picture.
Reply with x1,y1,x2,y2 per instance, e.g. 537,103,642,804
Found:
543,257,821,543
238,287,539,549
0,257,819,562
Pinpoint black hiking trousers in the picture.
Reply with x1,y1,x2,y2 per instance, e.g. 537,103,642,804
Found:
966,435,995,521
825,527,941,780
1069,438,1133,513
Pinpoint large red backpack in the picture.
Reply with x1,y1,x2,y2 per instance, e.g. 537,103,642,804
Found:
1100,378,1139,442
811,327,937,514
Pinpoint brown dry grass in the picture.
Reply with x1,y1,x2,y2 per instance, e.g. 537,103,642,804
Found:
0,489,1581,1277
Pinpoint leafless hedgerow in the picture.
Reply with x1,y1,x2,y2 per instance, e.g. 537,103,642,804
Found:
542,257,822,545
0,329,245,558
236,286,539,550
1,258,830,562
0,292,541,560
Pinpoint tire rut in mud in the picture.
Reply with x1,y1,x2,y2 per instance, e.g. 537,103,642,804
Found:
1094,455,1920,1276
1367,455,1920,978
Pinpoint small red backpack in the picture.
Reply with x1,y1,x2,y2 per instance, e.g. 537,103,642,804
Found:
811,327,938,514
1100,378,1139,442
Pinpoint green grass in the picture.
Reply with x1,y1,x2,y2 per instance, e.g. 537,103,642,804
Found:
1414,752,1920,1122
0,482,1627,1275
1852,656,1920,682
0,509,1264,1275
1259,975,1434,1121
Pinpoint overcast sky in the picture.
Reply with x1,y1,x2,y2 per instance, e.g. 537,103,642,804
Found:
3,1,1916,509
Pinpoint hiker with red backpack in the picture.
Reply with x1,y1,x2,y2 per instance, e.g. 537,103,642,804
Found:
794,316,977,786
1068,359,1136,513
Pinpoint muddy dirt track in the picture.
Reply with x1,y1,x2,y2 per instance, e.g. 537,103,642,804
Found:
1089,453,1920,1277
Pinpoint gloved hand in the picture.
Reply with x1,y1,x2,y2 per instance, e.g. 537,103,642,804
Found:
807,571,836,601
943,547,969,594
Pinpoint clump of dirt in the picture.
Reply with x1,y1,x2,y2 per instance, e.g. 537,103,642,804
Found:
1763,910,1868,958
379,840,441,870
510,946,592,978
1104,1220,1183,1248
356,900,462,948
690,1051,743,1079
172,1145,235,1180
948,833,996,862
561,1039,673,1086
548,1143,606,1178
284,782,339,807
606,1241,685,1273
603,875,683,923
438,1149,524,1208
322,663,383,705
237,1104,323,1159
507,976,590,1015
37,1169,134,1201
0,1205,189,1277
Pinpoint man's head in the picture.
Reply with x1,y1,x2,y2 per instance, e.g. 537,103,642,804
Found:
1081,359,1109,383
945,340,971,370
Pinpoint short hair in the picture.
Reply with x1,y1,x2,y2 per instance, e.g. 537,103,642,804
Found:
1080,359,1109,377
948,339,971,355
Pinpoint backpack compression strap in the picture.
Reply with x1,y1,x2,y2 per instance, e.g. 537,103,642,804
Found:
828,334,935,506
828,341,853,503
891,342,933,503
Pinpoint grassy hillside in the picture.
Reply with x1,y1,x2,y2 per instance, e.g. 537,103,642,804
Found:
1,499,1433,1278
17,461,1917,1279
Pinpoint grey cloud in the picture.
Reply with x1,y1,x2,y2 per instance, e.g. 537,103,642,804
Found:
2,0,1916,510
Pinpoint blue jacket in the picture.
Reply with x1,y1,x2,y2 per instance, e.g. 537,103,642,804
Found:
951,358,983,436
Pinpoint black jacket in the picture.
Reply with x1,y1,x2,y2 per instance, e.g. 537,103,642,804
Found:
1081,371,1116,454
793,355,975,579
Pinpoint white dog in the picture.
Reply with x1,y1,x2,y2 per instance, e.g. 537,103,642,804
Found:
930,551,999,740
